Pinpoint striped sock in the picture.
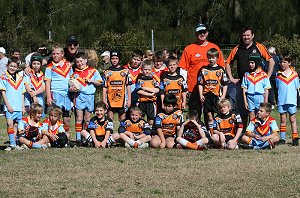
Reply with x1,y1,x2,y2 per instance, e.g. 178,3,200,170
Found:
280,125,286,140
63,125,70,133
208,123,213,136
107,136,116,146
246,137,252,145
75,124,82,141
292,131,299,139
7,128,16,146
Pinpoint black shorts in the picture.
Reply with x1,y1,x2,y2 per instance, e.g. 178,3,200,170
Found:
225,135,234,143
96,135,105,142
138,102,156,121
62,107,70,118
188,92,202,117
108,107,125,115
203,92,219,113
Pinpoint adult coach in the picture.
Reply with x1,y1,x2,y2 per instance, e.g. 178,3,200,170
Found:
226,26,275,128
179,23,225,117
64,34,80,64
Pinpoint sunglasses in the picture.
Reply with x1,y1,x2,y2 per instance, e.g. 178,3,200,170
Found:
196,30,207,35
68,43,78,47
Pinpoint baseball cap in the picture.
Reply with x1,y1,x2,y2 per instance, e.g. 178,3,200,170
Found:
30,53,43,64
101,51,110,57
0,47,6,54
66,34,79,44
195,24,208,33
110,50,121,58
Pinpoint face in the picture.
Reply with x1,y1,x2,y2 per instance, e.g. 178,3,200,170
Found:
146,53,153,60
7,62,19,74
111,56,119,66
208,56,218,66
31,61,41,73
249,61,256,70
280,60,291,70
75,57,87,70
219,105,230,115
162,50,169,59
52,49,64,63
164,104,175,114
67,42,79,54
196,31,209,42
167,60,178,73
49,112,59,124
32,111,43,122
102,55,110,63
12,52,20,59
257,107,269,120
242,30,254,46
154,60,163,69
130,110,141,122
142,65,152,76
131,56,142,69
95,107,106,119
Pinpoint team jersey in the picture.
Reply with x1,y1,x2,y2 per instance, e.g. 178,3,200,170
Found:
71,66,102,95
42,118,65,135
103,66,132,108
18,117,43,138
136,74,160,102
118,118,151,135
241,67,271,94
276,69,299,106
198,65,228,96
153,66,168,79
246,116,279,137
160,74,188,108
0,71,26,111
182,121,207,143
155,109,183,136
123,64,141,84
24,71,45,106
213,112,243,137
44,59,73,93
179,42,225,92
87,116,113,136
226,42,272,80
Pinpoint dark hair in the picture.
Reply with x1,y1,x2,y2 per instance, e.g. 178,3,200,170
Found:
12,49,20,53
30,103,44,116
260,102,272,113
132,50,144,59
187,110,198,120
95,101,107,110
153,51,164,62
241,26,254,35
163,94,177,107
166,56,178,66
207,48,219,58
75,52,87,59
8,57,20,66
280,53,293,63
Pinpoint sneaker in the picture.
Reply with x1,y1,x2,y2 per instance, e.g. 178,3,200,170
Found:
20,144,29,150
276,139,286,145
41,144,48,149
238,143,254,149
47,143,51,148
124,142,131,148
138,142,149,148
4,145,16,151
76,140,82,147
292,138,299,146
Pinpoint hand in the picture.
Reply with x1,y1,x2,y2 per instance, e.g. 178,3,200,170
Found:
261,136,268,142
190,119,200,127
230,78,239,84
47,98,53,106
160,140,166,148
255,135,261,140
29,90,37,97
126,100,131,109
220,95,226,100
94,141,101,148
7,106,14,113
199,94,205,102
51,134,59,141
22,107,26,115
181,102,186,109
103,101,109,109
244,102,249,110
101,141,107,148
33,97,38,103
24,66,32,75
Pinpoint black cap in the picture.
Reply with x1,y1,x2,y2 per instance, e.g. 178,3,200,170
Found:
110,50,121,59
66,34,78,44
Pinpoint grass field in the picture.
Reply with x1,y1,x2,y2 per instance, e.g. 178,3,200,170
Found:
1,112,300,198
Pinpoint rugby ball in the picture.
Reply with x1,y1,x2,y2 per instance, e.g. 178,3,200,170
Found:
69,79,82,92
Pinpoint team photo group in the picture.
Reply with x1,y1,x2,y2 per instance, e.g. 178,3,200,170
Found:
0,24,298,151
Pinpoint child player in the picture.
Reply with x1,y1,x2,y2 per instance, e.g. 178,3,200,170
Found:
24,53,45,114
17,103,47,149
212,99,243,149
81,102,120,148
150,94,183,149
41,105,68,148
102,50,131,121
69,52,102,143
45,44,73,135
241,53,271,120
0,57,26,151
198,48,228,134
119,106,151,148
153,50,168,78
160,56,188,110
276,53,300,145
241,102,279,149
176,110,208,150
136,60,160,125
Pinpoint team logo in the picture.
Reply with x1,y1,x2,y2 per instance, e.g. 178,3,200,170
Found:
172,114,178,119
216,71,221,77
52,66,57,70
120,71,126,77
252,49,257,54
228,119,234,124
203,71,208,76
195,53,201,57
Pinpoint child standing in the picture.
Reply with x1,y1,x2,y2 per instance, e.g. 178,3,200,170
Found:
198,48,228,134
176,110,208,150
102,50,131,121
160,56,188,110
81,102,120,148
153,51,168,78
45,44,73,135
70,52,102,143
136,60,160,125
241,53,271,120
0,57,26,151
212,99,243,149
241,102,279,149
150,94,183,148
119,106,151,148
276,53,300,145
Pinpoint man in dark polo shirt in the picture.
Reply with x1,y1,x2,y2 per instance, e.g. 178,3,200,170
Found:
226,26,275,130
64,34,80,64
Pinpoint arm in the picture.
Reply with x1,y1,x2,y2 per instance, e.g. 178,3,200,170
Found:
101,130,111,148
42,130,59,141
126,85,131,108
157,128,166,148
137,89,155,96
90,130,101,148
142,86,159,93
266,58,275,78
1,90,13,113
177,119,190,137
45,80,52,106
181,91,187,109
102,87,108,108
264,89,269,102
161,94,165,109
233,127,243,142
261,132,277,142
242,88,249,110
220,85,228,99
87,79,102,87
226,63,239,83
22,93,25,114
198,85,205,102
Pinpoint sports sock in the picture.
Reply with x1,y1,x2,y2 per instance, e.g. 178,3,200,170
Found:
86,135,92,143
63,125,70,133
32,143,42,149
7,128,16,146
208,123,213,136
75,124,82,141
292,131,299,139
128,139,138,148
280,125,286,140
177,138,197,149
107,136,116,146
196,139,206,150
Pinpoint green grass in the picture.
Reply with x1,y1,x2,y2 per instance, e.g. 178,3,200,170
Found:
0,111,300,197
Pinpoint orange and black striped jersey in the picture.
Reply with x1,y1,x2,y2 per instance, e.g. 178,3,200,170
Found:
136,74,160,102
213,112,243,137
160,74,188,108
198,65,228,96
87,116,113,136
118,118,151,135
103,66,132,108
155,109,183,136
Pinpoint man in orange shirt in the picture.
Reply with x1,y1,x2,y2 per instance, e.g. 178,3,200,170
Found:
179,23,225,118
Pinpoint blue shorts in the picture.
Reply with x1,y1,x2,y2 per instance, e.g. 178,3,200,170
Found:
247,94,264,112
6,111,22,122
52,91,72,111
250,138,270,149
25,92,44,107
75,93,94,112
278,104,297,115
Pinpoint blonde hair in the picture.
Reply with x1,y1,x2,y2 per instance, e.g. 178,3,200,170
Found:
141,59,154,69
48,105,62,119
30,103,44,117
217,98,231,110
85,49,99,68
52,43,64,53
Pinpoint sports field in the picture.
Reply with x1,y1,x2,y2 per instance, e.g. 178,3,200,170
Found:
1,112,300,197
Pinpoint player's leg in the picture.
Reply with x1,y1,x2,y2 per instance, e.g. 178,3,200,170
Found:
279,112,287,144
107,133,120,147
150,135,161,148
75,109,84,142
290,112,299,146
165,137,175,148
120,132,138,148
211,134,221,146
